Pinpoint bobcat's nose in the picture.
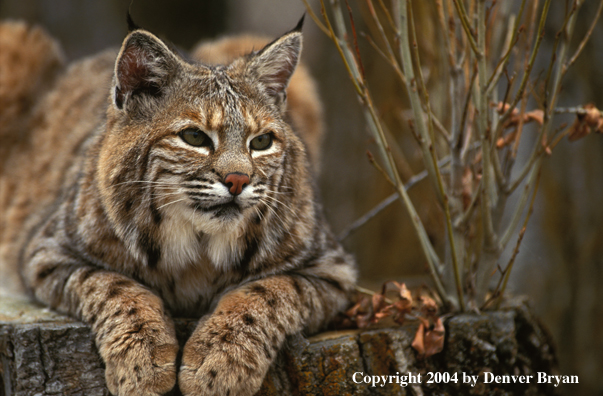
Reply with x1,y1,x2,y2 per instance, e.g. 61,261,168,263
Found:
223,173,250,196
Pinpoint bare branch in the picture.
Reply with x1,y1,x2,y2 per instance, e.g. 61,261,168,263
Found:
564,0,603,74
339,156,452,241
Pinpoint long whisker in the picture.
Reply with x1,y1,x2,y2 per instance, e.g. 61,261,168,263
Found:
265,190,292,196
157,198,187,210
263,182,293,191
262,195,300,220
259,197,286,225
256,168,268,178
150,191,183,198
253,205,264,222
259,198,296,238
113,180,183,187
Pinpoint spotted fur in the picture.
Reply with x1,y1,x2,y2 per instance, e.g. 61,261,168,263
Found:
0,19,356,396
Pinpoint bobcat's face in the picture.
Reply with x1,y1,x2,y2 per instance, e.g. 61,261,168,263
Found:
151,76,290,236
97,29,304,269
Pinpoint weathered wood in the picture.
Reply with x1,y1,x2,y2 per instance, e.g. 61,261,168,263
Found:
0,296,559,396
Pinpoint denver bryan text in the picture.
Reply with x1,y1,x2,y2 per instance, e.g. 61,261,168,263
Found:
483,372,578,387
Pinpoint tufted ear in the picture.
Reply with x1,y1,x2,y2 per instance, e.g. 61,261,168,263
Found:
246,17,303,107
113,30,180,111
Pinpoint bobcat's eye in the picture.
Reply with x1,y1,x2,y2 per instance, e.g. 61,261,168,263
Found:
180,128,212,147
250,133,273,151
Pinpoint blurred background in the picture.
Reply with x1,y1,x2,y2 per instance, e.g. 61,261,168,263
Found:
1,0,602,394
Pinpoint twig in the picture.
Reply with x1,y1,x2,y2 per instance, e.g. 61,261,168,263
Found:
546,124,570,151
301,0,332,36
375,0,397,33
345,0,365,79
392,0,442,201
455,178,482,228
320,0,397,184
365,0,398,70
450,0,480,56
316,0,449,306
498,0,540,177
435,0,455,68
363,32,407,85
432,114,452,142
564,0,603,74
510,75,531,159
495,0,551,136
474,0,500,306
338,193,398,242
400,0,465,311
506,0,581,195
319,0,364,96
554,106,603,116
500,165,538,249
367,151,394,186
476,0,496,249
355,285,394,304
338,156,452,241
494,169,541,309
485,0,527,95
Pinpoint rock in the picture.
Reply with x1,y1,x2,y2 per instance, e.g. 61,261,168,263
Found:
0,296,559,396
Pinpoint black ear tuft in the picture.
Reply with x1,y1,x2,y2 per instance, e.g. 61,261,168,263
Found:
127,1,140,32
127,12,140,33
293,14,305,33
113,31,179,111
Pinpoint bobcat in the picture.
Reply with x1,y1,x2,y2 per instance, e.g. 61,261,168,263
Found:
0,16,356,396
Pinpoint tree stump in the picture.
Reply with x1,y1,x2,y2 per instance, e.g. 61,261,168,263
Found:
0,296,559,395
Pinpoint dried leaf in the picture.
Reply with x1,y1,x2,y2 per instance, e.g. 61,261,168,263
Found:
356,313,371,329
373,311,391,323
419,296,438,319
345,299,364,318
525,109,544,125
380,280,401,296
496,102,545,131
496,130,517,149
461,167,474,209
568,118,591,141
584,103,601,127
392,310,407,325
568,104,603,141
422,317,445,357
345,302,360,317
496,101,512,114
372,292,386,313
392,299,410,314
343,283,444,331
411,322,425,356
398,282,410,300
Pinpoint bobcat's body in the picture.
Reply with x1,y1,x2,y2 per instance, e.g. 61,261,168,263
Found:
0,21,356,396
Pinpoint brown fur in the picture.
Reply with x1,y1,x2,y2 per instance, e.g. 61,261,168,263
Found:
0,21,356,396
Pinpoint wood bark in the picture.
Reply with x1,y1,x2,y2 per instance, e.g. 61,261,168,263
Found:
0,296,558,396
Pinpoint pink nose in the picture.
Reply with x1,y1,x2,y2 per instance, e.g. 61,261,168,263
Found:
224,173,250,196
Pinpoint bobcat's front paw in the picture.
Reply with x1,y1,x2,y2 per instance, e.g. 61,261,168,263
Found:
98,313,179,396
179,316,275,396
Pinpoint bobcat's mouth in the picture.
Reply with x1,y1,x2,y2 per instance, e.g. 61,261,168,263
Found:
196,201,241,218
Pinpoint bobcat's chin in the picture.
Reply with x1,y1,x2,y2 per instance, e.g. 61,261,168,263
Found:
198,201,242,219
198,201,254,232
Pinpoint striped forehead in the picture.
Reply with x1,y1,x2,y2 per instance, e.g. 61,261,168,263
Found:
199,77,243,132
186,76,273,139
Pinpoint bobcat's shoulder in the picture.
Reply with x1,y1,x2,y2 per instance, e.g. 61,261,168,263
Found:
0,19,356,396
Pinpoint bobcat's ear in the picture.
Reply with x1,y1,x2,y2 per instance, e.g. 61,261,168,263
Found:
113,31,179,111
246,20,303,107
